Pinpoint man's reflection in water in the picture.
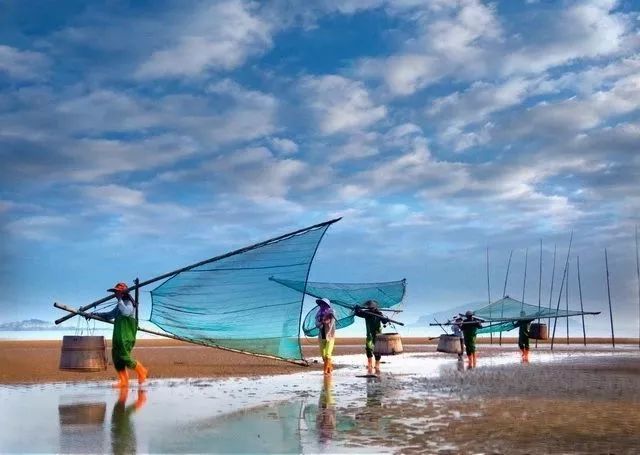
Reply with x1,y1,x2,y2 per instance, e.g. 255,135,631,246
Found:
365,377,382,409
316,374,337,446
111,388,146,455
354,377,387,437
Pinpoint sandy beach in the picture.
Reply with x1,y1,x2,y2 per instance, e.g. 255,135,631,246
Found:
2,338,640,453
1,336,636,384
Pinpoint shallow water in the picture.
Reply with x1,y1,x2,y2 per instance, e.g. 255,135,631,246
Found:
1,349,639,454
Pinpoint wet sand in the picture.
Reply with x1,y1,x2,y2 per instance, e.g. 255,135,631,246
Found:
1,343,639,453
0,337,636,384
0,337,426,384
334,354,640,454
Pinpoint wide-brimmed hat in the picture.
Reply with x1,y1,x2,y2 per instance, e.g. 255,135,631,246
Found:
365,299,379,309
315,297,331,306
107,282,129,293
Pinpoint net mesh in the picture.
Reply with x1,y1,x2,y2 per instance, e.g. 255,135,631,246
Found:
149,220,337,361
473,295,594,334
270,278,406,336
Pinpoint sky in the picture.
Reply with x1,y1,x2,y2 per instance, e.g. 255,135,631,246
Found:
1,0,639,338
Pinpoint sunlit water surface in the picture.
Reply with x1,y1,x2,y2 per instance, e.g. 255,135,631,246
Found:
1,348,639,454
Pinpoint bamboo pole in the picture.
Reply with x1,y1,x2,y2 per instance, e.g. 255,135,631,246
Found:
486,247,492,345
636,225,640,349
547,244,557,332
54,302,309,366
551,231,573,350
54,217,341,325
577,256,586,346
499,249,513,346
566,261,570,345
503,249,513,297
134,277,139,324
521,247,529,309
605,248,615,348
536,239,542,348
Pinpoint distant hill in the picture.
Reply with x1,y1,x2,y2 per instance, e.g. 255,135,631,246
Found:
0,319,67,331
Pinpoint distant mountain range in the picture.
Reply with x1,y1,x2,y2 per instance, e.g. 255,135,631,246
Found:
0,319,68,331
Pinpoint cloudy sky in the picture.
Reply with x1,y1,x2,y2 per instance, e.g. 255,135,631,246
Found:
1,0,639,337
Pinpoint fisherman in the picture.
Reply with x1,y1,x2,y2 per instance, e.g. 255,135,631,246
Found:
451,315,465,361
315,298,337,375
354,299,390,374
89,282,148,387
460,310,482,368
513,310,534,363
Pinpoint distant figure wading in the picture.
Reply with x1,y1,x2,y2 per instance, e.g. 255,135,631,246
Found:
514,310,534,363
460,310,482,369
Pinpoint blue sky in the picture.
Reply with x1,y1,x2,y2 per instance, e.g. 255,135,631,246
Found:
1,0,639,337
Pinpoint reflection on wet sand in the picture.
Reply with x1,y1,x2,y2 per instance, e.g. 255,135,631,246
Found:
111,388,146,455
150,397,304,453
57,388,146,454
58,401,107,453
5,351,638,454
316,374,336,445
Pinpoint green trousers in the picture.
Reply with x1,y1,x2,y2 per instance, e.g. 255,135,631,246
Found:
112,315,138,371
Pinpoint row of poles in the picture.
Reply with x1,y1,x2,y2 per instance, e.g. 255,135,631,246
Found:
485,226,640,349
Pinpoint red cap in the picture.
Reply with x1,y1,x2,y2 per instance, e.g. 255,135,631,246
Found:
107,282,129,293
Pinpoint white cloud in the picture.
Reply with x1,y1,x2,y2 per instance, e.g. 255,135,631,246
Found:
428,78,539,130
62,134,198,182
5,215,68,241
269,137,298,154
499,73,640,140
502,0,631,76
205,146,316,199
135,0,273,79
357,0,501,96
362,54,442,96
0,45,49,80
329,131,380,163
301,75,386,134
83,184,146,209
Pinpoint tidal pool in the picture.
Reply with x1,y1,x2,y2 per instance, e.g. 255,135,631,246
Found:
1,348,638,454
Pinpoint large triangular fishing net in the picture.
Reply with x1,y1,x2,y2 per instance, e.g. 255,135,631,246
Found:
471,296,597,334
149,220,337,362
270,278,406,336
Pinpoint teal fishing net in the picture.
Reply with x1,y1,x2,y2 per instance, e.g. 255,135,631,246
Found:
270,278,406,336
471,296,597,334
149,220,338,362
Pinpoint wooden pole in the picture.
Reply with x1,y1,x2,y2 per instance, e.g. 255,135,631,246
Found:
134,277,140,325
577,256,586,346
521,247,529,309
566,261,570,345
54,302,309,366
551,232,573,350
605,248,615,348
487,247,492,345
503,249,513,298
55,217,342,325
547,244,557,331
536,239,542,348
635,225,640,349
499,249,513,346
